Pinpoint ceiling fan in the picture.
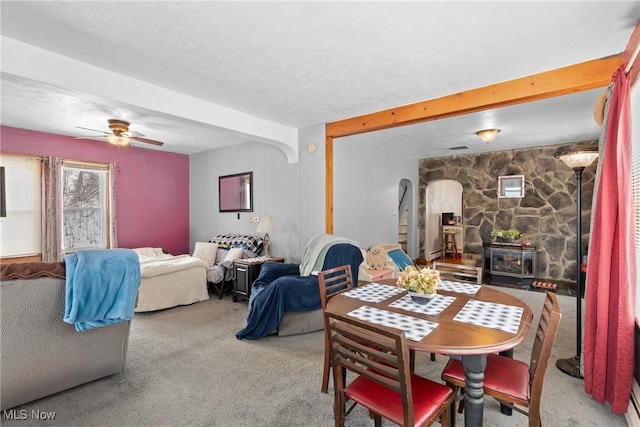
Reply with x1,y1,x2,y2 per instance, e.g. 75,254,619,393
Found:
75,119,164,147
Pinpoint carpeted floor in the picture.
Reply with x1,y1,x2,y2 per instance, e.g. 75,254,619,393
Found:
1,286,625,426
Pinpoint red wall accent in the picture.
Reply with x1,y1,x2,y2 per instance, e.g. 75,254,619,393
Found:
1,126,190,255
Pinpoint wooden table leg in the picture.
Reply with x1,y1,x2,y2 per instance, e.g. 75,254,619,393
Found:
462,354,487,427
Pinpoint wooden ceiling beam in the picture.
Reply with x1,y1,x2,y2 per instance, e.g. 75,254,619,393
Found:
326,54,623,139
324,54,624,234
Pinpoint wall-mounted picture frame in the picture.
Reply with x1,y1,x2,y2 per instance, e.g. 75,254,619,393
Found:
219,171,253,212
498,175,525,198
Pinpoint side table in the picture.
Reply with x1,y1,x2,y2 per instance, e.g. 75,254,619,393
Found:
232,256,285,302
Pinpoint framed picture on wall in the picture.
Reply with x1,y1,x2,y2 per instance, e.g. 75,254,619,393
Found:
498,175,525,198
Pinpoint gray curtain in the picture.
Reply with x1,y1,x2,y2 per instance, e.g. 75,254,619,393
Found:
41,157,63,262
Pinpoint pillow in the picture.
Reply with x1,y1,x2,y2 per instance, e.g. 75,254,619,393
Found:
388,249,413,271
132,247,164,258
366,247,388,270
192,242,218,267
215,248,229,265
221,247,244,268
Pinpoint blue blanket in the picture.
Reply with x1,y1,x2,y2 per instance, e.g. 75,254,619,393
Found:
64,249,141,332
236,243,363,340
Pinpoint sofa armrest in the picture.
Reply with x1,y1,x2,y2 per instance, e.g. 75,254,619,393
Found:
1,277,131,410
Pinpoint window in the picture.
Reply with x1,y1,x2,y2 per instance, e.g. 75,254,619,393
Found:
0,155,42,257
62,162,111,251
632,80,640,320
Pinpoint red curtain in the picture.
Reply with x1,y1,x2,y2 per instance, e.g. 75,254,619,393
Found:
584,65,637,413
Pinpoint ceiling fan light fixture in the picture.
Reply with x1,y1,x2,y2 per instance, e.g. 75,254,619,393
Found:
476,128,500,143
107,134,130,146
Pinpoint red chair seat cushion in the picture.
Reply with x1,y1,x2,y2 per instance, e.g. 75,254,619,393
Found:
345,373,453,425
442,354,530,403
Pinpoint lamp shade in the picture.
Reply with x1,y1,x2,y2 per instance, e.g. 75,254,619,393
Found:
554,148,599,169
256,215,274,233
476,129,500,143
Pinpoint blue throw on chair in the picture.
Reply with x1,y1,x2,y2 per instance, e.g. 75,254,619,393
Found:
236,243,363,340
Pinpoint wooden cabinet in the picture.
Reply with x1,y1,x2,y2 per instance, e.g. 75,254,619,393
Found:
232,257,285,302
483,243,536,288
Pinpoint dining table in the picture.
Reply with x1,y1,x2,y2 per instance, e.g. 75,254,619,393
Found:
325,278,533,427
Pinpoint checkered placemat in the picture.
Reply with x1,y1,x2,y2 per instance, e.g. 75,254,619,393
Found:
453,300,523,334
347,306,438,341
389,294,456,317
437,280,481,296
342,283,404,303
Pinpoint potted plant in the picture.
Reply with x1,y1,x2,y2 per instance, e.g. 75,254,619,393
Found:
491,228,521,243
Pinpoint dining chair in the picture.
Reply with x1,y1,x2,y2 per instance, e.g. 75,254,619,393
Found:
441,291,562,427
318,264,355,394
319,265,417,394
326,310,455,427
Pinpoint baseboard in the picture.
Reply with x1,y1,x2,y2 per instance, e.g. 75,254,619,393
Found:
625,379,640,427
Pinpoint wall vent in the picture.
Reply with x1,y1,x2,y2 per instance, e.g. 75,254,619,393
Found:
448,145,469,151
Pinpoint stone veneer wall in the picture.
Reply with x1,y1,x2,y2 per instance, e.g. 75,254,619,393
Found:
418,140,598,286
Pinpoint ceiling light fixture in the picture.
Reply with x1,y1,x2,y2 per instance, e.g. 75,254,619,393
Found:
476,128,500,143
107,134,130,146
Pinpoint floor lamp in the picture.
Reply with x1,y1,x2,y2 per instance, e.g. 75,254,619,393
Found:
554,148,599,379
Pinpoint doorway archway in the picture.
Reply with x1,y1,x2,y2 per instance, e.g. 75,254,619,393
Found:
424,180,463,261
398,178,417,258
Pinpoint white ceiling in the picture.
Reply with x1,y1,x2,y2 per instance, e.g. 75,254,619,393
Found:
1,2,639,158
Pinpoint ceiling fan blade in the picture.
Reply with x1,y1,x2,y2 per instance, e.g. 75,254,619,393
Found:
75,125,109,135
74,136,109,142
125,130,146,138
130,136,164,146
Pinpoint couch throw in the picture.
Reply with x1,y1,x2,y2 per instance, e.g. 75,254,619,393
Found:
299,234,363,276
64,249,141,332
236,243,363,340
0,262,66,280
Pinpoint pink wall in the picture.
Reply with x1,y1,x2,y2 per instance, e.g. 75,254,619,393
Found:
1,126,190,255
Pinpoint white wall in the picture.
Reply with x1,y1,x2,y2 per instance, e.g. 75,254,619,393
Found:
190,141,304,262
333,136,419,256
190,124,418,262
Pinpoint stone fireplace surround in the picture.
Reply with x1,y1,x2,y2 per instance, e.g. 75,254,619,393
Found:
419,140,598,290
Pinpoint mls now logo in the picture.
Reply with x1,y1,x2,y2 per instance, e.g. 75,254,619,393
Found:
3,409,56,420
2,410,27,420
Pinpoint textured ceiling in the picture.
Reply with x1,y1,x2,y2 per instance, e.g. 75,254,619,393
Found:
1,2,639,157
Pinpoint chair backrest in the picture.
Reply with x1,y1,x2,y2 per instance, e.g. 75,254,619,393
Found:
325,310,414,425
528,291,562,421
433,261,482,284
318,265,354,310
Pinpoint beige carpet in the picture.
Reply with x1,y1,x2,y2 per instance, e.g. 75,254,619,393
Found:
1,286,626,426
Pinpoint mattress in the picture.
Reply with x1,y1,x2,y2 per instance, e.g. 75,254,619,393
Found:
135,266,209,312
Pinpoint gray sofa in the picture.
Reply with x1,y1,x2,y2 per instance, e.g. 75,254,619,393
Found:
1,275,132,410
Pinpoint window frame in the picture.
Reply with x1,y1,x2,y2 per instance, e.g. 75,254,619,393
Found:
61,160,113,253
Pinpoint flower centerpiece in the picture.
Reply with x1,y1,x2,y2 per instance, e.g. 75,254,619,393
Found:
396,265,440,304
491,228,521,243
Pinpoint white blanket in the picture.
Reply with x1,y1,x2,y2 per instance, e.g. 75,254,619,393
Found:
139,254,208,278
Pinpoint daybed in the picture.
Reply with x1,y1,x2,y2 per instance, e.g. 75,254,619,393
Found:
133,247,210,312
0,261,132,410
236,234,364,340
